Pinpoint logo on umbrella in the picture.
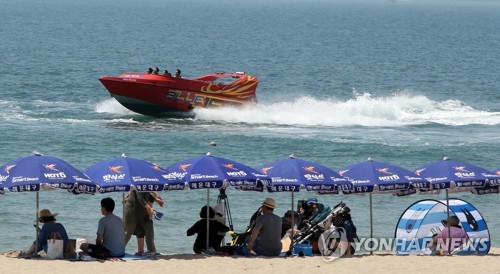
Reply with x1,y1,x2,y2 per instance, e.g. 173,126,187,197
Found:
224,163,238,170
377,168,393,175
109,166,123,173
414,168,426,176
453,166,470,173
338,169,349,176
260,167,273,174
453,166,475,178
44,164,60,172
153,165,167,172
4,164,15,174
179,164,192,172
304,166,319,174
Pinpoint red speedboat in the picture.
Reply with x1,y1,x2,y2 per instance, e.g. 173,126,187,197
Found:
99,71,258,116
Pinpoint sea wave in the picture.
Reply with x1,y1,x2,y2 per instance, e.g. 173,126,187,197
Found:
194,92,500,127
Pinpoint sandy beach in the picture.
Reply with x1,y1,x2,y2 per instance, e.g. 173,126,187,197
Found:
1,248,499,274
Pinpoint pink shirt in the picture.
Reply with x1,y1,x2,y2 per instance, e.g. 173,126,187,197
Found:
436,226,468,254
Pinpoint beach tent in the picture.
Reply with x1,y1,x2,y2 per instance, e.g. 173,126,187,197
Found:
394,198,490,255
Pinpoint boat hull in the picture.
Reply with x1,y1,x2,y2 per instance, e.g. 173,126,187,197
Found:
99,72,258,117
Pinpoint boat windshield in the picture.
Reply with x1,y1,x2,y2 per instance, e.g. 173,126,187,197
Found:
213,76,239,85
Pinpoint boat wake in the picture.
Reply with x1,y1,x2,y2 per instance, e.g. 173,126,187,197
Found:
91,92,500,128
193,92,500,127
95,99,136,115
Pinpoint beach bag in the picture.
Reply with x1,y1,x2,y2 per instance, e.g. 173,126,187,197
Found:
47,232,64,259
64,239,77,259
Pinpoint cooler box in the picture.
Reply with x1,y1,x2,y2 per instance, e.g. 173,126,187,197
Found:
293,242,313,256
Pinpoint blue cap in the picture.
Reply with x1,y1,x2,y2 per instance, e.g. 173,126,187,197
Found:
307,198,318,205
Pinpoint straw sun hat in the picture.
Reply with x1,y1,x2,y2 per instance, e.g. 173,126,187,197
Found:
37,209,58,220
262,197,276,209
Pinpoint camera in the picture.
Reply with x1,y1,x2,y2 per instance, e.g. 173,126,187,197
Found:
297,200,308,212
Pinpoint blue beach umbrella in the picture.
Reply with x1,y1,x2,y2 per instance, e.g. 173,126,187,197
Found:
164,152,270,189
414,157,500,192
256,155,352,252
337,158,428,252
257,155,352,193
338,158,428,194
0,152,96,249
164,152,271,250
475,168,500,194
84,154,175,193
413,157,500,254
0,152,96,194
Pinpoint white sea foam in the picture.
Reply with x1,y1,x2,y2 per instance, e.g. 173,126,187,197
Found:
194,92,500,127
95,98,135,115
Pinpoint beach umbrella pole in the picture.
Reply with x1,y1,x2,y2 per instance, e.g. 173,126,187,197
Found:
35,192,40,253
206,189,210,251
370,193,373,255
289,192,295,253
446,189,451,256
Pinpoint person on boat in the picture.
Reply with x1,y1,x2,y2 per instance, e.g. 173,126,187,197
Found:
147,68,153,74
175,69,182,78
153,67,160,74
162,70,171,76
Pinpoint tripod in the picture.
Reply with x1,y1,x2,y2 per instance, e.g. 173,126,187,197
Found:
217,188,234,231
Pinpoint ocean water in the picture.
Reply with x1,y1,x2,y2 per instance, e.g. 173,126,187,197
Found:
0,0,499,254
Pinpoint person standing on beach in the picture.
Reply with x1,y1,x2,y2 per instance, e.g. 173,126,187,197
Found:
124,189,164,256
246,198,282,256
80,197,125,259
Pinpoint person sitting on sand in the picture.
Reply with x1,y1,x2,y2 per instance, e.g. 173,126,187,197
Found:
187,205,230,254
80,198,125,259
281,210,299,238
432,215,468,255
298,197,319,229
22,209,69,257
336,207,358,255
246,198,282,256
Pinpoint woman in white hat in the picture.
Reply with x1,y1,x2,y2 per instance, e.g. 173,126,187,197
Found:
22,209,69,257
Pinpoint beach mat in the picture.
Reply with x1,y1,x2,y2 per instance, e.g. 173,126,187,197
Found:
120,253,158,260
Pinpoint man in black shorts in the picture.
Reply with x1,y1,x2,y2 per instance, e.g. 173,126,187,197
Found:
80,198,125,259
